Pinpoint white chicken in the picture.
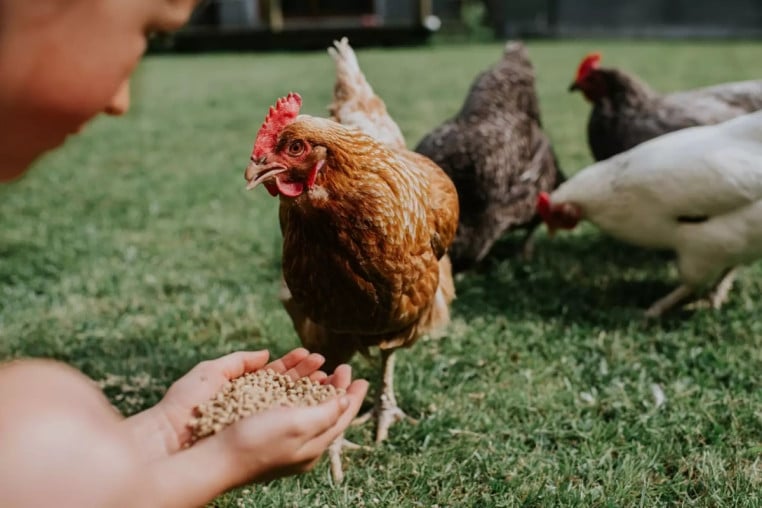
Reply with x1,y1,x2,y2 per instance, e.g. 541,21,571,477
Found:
537,110,762,317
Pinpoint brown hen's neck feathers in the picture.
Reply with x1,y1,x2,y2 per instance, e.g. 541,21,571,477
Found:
283,117,396,176
279,117,427,233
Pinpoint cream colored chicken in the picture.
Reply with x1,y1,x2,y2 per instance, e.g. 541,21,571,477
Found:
538,110,762,317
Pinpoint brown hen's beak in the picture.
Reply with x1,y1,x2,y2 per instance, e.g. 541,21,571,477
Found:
244,160,287,190
568,81,580,92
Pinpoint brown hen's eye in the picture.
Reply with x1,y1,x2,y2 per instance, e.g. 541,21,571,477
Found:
287,140,305,156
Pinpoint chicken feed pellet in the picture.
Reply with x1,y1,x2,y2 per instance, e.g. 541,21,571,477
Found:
186,368,343,444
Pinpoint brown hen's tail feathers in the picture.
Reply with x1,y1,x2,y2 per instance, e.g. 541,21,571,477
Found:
327,37,406,150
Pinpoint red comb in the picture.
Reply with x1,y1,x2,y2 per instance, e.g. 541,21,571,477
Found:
252,92,303,159
575,52,601,81
536,192,552,220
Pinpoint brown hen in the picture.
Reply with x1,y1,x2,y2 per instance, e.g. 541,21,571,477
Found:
244,39,458,480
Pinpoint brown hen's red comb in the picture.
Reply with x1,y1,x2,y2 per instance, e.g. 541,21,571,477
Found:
575,52,601,81
252,92,303,158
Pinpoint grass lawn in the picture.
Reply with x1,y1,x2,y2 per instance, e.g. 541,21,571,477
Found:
2,39,761,507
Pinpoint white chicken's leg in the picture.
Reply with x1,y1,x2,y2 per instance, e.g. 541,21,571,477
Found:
708,268,737,309
375,348,417,443
645,284,693,318
679,268,737,313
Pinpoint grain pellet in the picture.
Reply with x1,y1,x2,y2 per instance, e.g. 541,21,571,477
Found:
186,368,343,444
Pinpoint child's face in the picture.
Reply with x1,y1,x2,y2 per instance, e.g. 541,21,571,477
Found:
0,0,199,181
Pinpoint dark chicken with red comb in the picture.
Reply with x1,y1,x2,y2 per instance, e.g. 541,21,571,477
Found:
571,52,762,161
415,42,562,270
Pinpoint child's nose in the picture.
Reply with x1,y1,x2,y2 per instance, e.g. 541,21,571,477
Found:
104,80,130,116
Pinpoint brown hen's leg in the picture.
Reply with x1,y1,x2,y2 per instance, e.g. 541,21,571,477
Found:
375,349,417,443
351,409,373,426
349,349,417,439
327,434,368,484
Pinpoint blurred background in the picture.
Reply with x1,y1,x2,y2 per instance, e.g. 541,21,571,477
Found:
154,0,762,51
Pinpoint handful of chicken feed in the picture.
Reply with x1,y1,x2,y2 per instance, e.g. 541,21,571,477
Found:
187,368,343,444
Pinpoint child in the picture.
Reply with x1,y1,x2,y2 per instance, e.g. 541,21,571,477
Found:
0,1,368,506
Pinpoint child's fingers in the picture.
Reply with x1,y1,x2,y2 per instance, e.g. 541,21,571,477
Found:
302,379,369,454
308,371,328,383
245,395,344,436
282,353,325,380
324,364,351,390
198,351,271,380
330,379,368,432
264,348,310,373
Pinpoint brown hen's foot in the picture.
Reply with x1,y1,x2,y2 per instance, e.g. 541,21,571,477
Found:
351,409,374,427
350,349,417,442
327,435,369,484
375,393,418,443
350,402,417,439
373,349,417,443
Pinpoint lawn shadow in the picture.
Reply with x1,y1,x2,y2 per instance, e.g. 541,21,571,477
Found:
452,232,691,330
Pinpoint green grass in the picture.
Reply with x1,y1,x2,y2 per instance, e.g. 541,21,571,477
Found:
2,40,762,507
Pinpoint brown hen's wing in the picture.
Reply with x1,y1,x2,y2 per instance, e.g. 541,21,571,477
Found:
414,152,458,338
415,254,455,339
368,150,457,346
328,37,406,150
399,151,459,260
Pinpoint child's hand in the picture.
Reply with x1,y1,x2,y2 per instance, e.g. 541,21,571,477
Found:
127,348,353,461
215,364,367,485
140,357,368,507
157,348,329,451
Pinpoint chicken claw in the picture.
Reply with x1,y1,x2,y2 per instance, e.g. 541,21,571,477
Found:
708,268,737,309
349,349,418,442
375,392,418,443
328,434,370,484
648,268,738,317
644,284,693,318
